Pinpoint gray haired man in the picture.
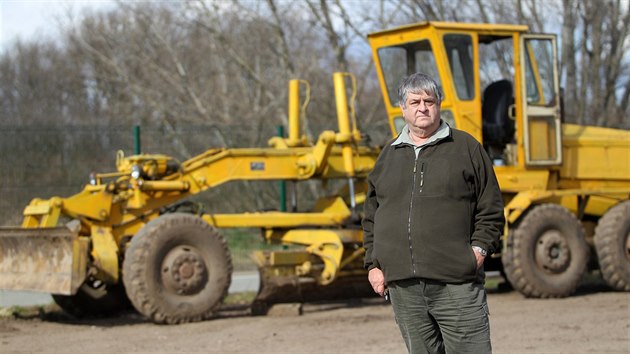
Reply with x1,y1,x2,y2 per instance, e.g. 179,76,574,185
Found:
363,72,505,353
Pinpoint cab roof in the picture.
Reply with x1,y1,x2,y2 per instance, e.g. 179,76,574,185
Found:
367,21,530,39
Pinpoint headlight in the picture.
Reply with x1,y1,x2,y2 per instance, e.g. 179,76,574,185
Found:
89,172,98,186
131,164,142,179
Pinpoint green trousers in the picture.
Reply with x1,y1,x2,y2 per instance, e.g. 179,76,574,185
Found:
388,278,492,354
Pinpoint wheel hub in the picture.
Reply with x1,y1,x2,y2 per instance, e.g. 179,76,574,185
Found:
536,230,570,273
161,246,208,295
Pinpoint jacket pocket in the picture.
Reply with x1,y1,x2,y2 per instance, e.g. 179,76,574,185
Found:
419,158,449,197
467,246,478,274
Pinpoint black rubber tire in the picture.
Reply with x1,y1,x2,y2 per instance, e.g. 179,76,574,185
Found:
52,279,131,318
122,213,232,324
497,233,514,292
594,200,630,291
502,204,590,298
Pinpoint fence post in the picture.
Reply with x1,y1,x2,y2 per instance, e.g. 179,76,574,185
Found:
133,125,141,154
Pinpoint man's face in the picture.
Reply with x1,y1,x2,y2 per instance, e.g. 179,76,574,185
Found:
401,91,441,132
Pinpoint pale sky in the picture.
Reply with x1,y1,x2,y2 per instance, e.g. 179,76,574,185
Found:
0,0,114,52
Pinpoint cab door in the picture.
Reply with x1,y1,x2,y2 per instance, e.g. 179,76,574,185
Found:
520,35,562,166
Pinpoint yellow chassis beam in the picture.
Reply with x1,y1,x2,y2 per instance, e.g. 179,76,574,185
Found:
505,187,630,225
259,228,364,285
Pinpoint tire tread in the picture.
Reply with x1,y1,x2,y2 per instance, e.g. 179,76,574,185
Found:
123,213,232,324
594,200,630,291
502,204,589,298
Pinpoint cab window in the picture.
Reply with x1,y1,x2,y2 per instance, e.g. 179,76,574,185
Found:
524,39,556,106
478,36,514,89
443,34,474,100
377,40,441,107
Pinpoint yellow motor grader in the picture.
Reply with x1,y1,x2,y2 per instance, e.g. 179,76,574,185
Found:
368,22,630,298
1,73,380,323
1,22,629,324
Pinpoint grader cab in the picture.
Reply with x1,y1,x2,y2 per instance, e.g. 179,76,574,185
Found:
1,22,629,323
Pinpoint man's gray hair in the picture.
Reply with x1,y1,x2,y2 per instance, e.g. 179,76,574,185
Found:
397,73,444,108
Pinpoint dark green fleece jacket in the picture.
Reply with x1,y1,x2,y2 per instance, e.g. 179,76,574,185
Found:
362,125,504,283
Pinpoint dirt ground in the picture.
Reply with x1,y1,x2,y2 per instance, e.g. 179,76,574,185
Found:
1,283,628,354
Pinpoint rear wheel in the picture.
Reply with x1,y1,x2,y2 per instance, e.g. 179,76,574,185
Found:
594,200,630,291
52,279,131,318
123,213,232,324
502,204,590,298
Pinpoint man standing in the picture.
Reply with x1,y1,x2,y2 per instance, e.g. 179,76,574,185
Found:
362,73,505,354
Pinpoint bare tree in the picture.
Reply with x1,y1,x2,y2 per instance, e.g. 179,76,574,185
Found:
561,0,579,121
2,0,629,224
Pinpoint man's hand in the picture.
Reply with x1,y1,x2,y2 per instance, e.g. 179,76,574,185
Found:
472,247,486,269
368,268,386,296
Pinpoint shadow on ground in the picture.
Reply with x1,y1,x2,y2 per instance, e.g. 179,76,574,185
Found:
3,272,616,326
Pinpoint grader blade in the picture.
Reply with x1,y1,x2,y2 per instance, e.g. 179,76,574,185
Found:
255,273,374,303
0,221,88,295
251,247,376,315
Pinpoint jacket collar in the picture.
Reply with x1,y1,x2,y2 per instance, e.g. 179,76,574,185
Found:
392,120,451,147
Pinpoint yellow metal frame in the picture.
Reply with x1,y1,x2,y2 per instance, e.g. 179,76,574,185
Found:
261,228,364,285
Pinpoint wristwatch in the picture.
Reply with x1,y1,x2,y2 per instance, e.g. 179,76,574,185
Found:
472,246,488,257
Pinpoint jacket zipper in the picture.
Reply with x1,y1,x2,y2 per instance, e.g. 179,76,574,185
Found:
419,162,425,193
407,152,420,276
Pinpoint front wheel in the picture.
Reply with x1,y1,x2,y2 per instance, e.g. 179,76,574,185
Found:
594,200,630,291
502,204,590,298
123,213,232,324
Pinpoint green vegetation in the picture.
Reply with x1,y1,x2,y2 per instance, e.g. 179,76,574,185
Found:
0,304,55,319
223,229,264,271
223,291,257,305
222,228,301,271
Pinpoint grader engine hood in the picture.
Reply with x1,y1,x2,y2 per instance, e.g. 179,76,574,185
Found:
0,221,88,295
561,123,630,181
